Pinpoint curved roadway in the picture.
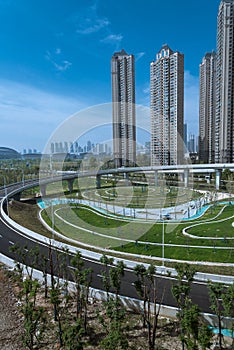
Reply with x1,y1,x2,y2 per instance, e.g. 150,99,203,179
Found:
0,179,220,314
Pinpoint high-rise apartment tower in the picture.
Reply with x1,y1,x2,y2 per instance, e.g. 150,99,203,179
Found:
215,0,234,163
150,45,184,166
111,49,136,167
199,52,216,163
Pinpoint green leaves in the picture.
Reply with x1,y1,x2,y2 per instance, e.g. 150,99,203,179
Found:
208,281,234,349
62,320,84,350
99,255,129,350
172,264,212,350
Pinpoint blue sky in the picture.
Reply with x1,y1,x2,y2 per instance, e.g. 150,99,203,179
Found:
0,0,220,152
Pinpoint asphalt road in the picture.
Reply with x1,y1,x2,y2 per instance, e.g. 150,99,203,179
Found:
0,182,213,314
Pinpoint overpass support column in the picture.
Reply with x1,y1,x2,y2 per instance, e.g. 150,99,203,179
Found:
179,172,184,183
154,171,158,187
124,172,129,186
184,169,189,188
67,179,74,193
40,184,47,197
215,169,221,191
96,175,101,189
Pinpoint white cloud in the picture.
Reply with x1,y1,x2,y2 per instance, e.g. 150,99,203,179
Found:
74,3,122,47
0,79,86,152
100,34,123,45
143,85,150,95
53,60,72,72
135,52,145,62
74,3,110,35
45,51,72,72
55,48,61,55
77,18,110,35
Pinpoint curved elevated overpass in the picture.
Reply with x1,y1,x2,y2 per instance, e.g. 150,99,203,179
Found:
40,163,234,195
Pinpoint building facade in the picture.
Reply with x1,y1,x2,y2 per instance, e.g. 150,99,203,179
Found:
111,49,136,167
215,0,234,163
199,52,216,163
150,45,184,166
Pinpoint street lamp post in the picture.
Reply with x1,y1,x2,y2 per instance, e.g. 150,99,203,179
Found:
50,154,53,172
2,175,7,198
51,201,55,243
0,175,8,214
162,218,165,267
22,168,25,186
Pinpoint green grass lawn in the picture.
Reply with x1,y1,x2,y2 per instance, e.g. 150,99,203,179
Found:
40,202,234,263
114,242,234,263
81,186,201,209
187,205,234,238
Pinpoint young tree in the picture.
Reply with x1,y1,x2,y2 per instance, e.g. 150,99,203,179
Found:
50,277,63,347
10,243,39,280
39,253,49,299
100,254,114,301
134,264,148,328
208,282,226,350
99,255,129,350
70,250,92,334
48,245,71,348
134,263,164,350
10,245,47,349
109,260,125,299
172,264,212,350
172,263,201,350
56,246,71,297
100,298,128,350
62,319,84,350
197,324,213,350
222,282,234,348
180,302,200,350
20,278,46,350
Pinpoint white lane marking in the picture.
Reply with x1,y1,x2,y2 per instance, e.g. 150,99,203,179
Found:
9,241,14,245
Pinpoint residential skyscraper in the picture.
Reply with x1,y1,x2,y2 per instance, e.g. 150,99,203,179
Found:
199,52,216,163
150,45,184,166
215,0,234,163
111,49,136,167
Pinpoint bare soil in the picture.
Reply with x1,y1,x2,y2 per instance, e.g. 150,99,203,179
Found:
0,263,182,350
0,267,24,350
0,264,233,350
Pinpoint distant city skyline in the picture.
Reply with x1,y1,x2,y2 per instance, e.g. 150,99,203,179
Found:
0,0,220,152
